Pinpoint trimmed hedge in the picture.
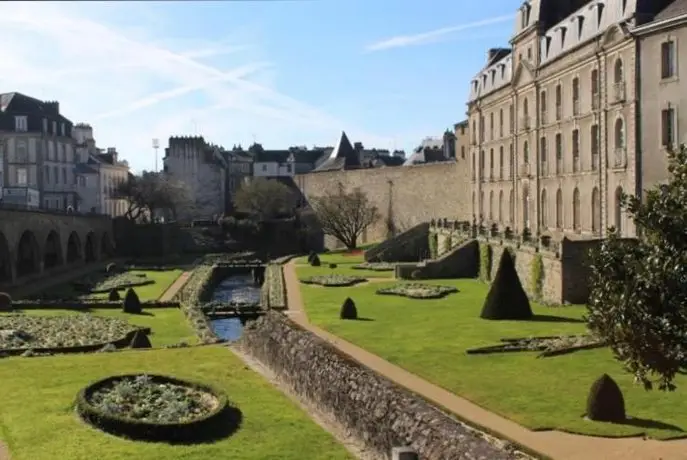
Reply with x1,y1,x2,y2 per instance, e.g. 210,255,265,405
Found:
260,264,287,310
11,300,180,310
76,374,237,443
0,328,151,357
479,242,492,282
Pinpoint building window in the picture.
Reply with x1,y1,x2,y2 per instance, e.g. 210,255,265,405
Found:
52,121,57,134
60,123,65,137
16,141,28,163
509,104,514,133
461,145,465,159
489,148,494,178
489,112,494,140
555,84,562,120
591,124,599,170
523,141,529,164
14,116,28,132
44,165,50,184
42,118,48,133
62,167,67,184
572,128,580,172
509,144,514,178
540,136,547,174
54,166,59,184
261,164,267,172
555,188,563,228
573,187,580,231
499,109,504,137
17,168,27,185
540,90,547,124
540,189,548,228
572,77,580,115
489,191,494,220
591,187,600,233
555,133,563,173
661,40,676,79
615,187,624,235
662,107,676,147
614,58,624,84
499,146,504,179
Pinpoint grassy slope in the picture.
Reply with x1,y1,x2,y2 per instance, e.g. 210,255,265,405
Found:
297,253,687,440
0,346,353,460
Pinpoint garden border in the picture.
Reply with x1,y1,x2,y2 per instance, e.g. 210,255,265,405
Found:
376,283,458,300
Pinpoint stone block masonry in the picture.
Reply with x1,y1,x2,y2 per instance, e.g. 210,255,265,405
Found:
295,163,471,248
238,311,530,460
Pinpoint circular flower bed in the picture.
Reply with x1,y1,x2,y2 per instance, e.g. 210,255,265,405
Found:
352,262,396,272
376,283,458,299
0,314,139,351
77,374,235,443
300,275,367,287
466,335,606,357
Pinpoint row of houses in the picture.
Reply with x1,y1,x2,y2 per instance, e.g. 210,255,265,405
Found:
162,128,458,220
0,92,129,216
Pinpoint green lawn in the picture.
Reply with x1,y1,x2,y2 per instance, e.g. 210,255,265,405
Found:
298,264,687,440
0,346,353,460
294,244,394,279
88,269,183,301
2,308,198,347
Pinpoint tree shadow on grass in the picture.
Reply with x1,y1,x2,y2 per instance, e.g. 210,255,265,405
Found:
125,311,154,317
529,314,585,324
619,416,684,433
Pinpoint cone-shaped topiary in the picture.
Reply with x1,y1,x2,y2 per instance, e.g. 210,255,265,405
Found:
586,374,626,422
130,330,152,349
340,297,358,320
307,251,317,264
310,254,321,266
108,289,121,301
122,288,142,314
0,292,11,312
329,263,337,269
480,249,532,320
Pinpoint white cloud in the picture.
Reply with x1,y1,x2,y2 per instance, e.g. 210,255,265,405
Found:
0,2,393,173
365,14,514,52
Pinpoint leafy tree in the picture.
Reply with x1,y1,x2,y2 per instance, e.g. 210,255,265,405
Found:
113,171,193,221
586,145,687,391
310,187,380,250
232,178,297,219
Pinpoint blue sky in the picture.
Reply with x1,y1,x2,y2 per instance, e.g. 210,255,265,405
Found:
0,0,518,173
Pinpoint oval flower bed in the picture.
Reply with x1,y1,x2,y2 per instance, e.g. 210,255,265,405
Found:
300,275,367,287
376,283,458,299
77,374,233,443
352,262,396,272
0,314,140,351
88,272,156,294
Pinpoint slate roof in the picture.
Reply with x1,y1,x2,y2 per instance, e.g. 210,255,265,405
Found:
75,163,98,174
0,92,71,124
654,0,687,22
315,131,362,172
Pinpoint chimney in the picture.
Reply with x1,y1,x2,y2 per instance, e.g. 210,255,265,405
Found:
353,142,364,151
44,101,60,115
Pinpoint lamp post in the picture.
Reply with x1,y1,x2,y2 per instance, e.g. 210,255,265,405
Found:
152,138,159,172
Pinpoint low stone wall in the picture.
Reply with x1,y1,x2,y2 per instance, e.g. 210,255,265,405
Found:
396,239,479,280
364,222,429,263
238,311,530,460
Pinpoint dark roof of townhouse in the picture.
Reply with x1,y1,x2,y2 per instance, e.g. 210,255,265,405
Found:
404,146,452,165
75,163,98,174
0,92,71,123
654,0,687,22
314,131,361,172
96,152,115,165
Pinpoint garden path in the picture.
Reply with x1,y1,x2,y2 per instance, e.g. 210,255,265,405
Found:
158,271,192,301
283,260,687,460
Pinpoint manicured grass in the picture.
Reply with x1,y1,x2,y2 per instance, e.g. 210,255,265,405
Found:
0,346,353,460
2,308,198,347
293,243,378,266
298,274,687,440
296,263,394,280
89,269,183,301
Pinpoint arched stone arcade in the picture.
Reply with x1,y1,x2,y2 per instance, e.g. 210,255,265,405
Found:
16,230,41,278
85,232,97,263
0,232,12,284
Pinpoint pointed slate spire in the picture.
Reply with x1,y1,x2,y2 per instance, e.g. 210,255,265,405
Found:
330,131,360,168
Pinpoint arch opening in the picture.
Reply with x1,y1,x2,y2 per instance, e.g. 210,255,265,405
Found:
67,232,82,264
16,230,40,278
44,231,63,269
0,232,12,284
101,232,114,258
573,188,581,231
85,232,97,263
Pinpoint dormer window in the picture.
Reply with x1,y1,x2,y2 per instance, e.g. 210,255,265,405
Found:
500,64,506,78
576,15,585,37
558,26,567,46
590,2,604,25
482,75,487,86
520,3,531,29
544,35,552,55
491,70,496,84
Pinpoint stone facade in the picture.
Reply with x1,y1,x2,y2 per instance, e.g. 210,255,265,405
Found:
238,311,530,460
466,1,682,242
0,207,114,287
295,162,471,249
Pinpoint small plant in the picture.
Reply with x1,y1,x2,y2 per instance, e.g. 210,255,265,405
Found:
122,288,142,314
529,253,544,299
130,330,152,349
108,289,121,301
479,243,492,282
310,254,321,267
329,263,337,269
340,297,358,320
0,292,12,312
307,251,318,264
586,374,626,422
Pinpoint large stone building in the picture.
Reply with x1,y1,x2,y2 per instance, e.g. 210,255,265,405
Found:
0,92,77,210
467,0,677,241
163,136,227,221
73,123,130,217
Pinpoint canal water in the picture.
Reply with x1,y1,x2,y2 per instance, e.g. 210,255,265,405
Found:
209,273,261,342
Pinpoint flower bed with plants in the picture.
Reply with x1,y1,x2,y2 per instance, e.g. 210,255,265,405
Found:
352,262,396,272
77,373,234,443
465,335,606,357
0,314,146,354
87,272,156,294
11,300,180,310
300,275,367,287
376,283,458,299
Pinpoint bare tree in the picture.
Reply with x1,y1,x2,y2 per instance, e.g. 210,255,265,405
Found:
113,171,194,221
310,187,380,249
232,178,297,219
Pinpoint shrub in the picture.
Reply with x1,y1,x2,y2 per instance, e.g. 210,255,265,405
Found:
480,249,532,320
442,234,453,254
479,243,492,282
108,289,121,301
329,263,337,269
122,288,142,314
310,254,321,266
529,253,544,299
130,330,152,349
307,251,317,264
340,297,358,320
586,374,626,422
0,292,11,312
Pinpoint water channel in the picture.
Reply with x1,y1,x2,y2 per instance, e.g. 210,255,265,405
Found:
208,273,262,342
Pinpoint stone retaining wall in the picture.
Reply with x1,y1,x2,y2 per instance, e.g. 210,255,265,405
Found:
396,239,479,280
364,222,429,263
238,311,533,460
